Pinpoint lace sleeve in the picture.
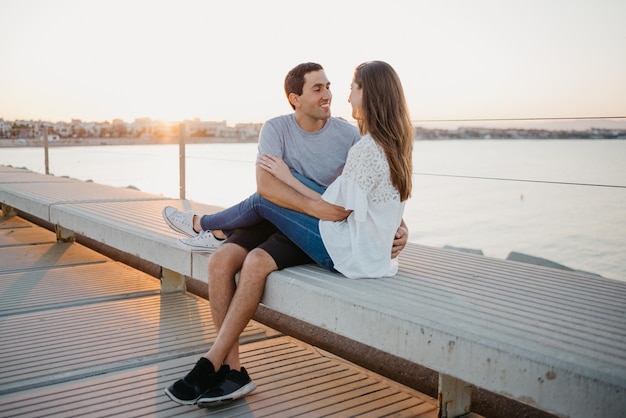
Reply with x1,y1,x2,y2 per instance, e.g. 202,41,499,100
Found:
342,137,396,203
322,136,399,222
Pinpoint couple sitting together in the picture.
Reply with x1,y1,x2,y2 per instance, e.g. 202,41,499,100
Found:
162,60,413,407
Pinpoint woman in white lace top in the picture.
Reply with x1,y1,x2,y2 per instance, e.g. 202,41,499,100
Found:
165,61,413,278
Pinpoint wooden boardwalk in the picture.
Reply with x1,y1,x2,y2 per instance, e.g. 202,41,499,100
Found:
0,212,439,417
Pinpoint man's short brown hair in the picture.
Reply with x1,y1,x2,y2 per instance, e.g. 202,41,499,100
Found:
284,62,324,109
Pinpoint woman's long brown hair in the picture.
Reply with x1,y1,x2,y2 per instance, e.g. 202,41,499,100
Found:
354,61,413,201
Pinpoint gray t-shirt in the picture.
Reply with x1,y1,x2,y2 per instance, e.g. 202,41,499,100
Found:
257,114,361,188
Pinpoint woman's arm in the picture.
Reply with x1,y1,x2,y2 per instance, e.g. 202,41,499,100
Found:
257,154,321,200
257,155,351,221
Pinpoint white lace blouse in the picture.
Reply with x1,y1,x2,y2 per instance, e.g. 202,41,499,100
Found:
319,134,406,279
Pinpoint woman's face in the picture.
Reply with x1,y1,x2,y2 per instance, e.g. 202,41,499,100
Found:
348,79,363,120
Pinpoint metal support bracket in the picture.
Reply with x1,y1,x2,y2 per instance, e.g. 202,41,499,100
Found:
438,374,473,418
1,203,18,217
55,224,76,242
161,267,186,293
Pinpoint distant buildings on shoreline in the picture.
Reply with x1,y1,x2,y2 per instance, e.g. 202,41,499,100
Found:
0,118,263,143
1,117,625,143
415,126,626,140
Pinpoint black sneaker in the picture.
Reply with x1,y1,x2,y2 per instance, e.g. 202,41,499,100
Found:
164,358,229,405
197,367,256,407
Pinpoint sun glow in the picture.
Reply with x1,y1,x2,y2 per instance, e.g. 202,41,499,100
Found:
1,0,625,126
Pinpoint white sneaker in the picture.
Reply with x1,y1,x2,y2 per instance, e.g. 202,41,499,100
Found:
162,206,198,237
178,230,224,252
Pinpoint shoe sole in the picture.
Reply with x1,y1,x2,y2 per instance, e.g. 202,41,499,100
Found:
163,387,201,406
177,239,220,252
197,382,257,408
162,207,196,237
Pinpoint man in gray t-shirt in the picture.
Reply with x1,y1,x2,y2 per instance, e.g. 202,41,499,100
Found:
258,113,359,188
165,63,408,407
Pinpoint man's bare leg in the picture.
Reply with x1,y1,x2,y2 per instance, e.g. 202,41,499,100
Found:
205,248,278,369
206,243,248,370
164,243,249,405
165,242,278,405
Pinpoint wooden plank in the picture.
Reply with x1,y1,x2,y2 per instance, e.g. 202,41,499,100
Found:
0,214,33,229
0,262,161,315
0,215,160,314
0,222,56,246
0,337,438,418
0,226,56,245
0,242,109,273
0,293,278,395
203,338,435,418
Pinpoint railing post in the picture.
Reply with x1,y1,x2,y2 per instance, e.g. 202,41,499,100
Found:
179,123,186,200
43,127,50,175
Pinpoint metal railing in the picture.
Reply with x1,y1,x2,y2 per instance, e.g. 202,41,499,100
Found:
14,116,626,197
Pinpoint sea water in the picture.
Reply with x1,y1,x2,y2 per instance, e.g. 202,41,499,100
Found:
1,140,625,281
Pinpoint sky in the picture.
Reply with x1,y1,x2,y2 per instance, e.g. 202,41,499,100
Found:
1,0,625,129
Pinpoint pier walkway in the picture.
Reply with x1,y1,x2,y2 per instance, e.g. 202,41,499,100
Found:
2,164,626,418
0,212,439,417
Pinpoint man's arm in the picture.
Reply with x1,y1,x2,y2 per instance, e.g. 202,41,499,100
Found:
391,219,409,258
256,166,350,221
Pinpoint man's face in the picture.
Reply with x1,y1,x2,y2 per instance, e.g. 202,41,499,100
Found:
295,70,332,121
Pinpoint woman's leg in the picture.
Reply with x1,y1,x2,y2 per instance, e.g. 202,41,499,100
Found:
254,197,334,271
199,193,332,270
196,172,333,271
199,193,265,232
198,171,326,233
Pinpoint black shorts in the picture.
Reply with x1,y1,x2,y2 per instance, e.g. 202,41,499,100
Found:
224,221,313,270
